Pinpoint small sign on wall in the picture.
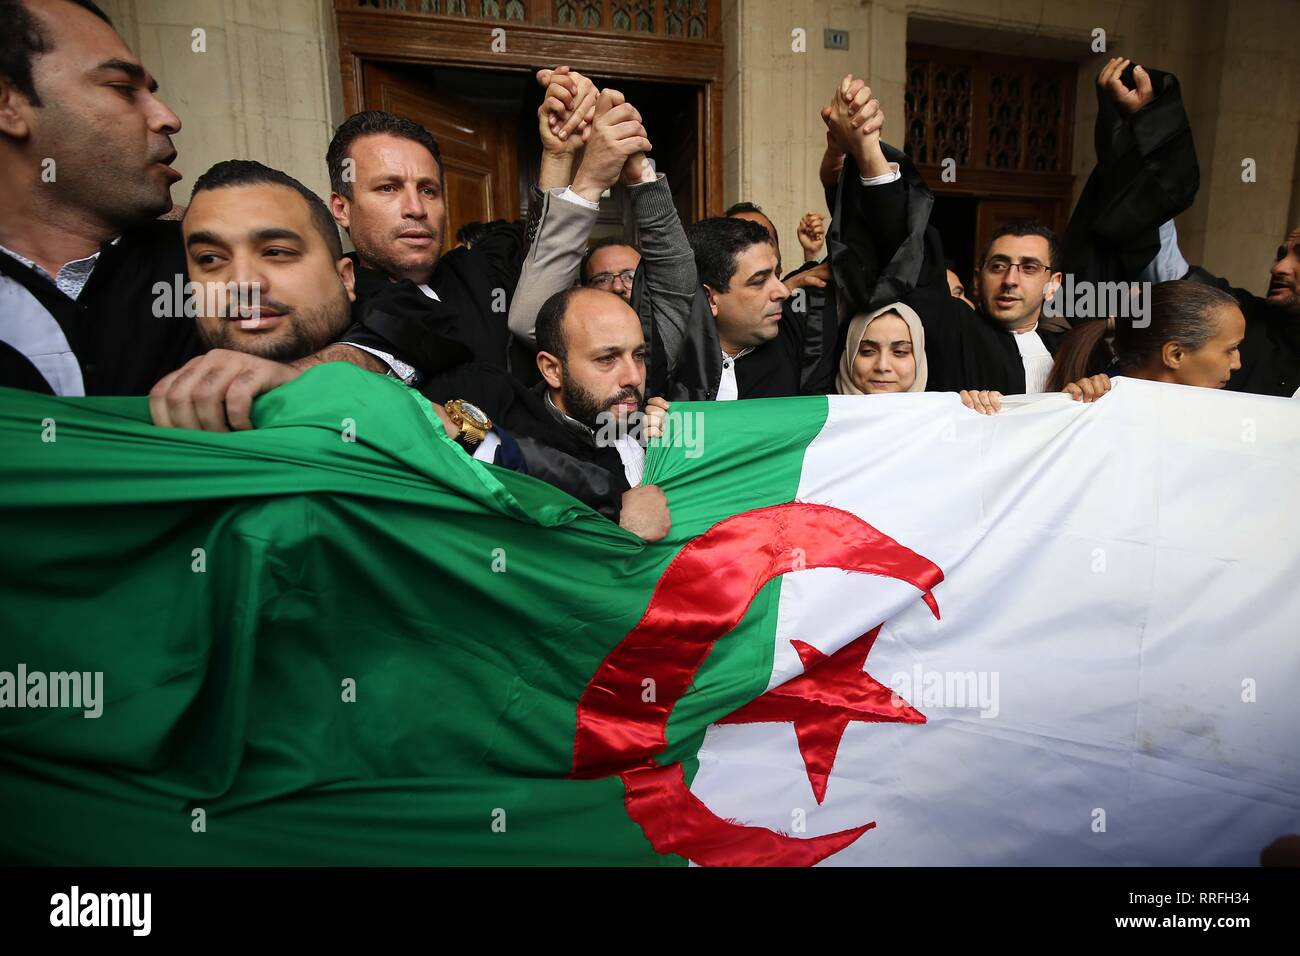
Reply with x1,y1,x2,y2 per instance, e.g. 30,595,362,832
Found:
825,29,849,50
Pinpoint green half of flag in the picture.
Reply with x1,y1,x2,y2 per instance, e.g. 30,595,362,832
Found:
0,364,827,865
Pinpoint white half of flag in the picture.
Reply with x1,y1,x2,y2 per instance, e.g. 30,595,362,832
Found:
687,378,1300,865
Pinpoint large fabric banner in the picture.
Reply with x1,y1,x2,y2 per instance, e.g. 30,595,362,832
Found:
1,366,1296,865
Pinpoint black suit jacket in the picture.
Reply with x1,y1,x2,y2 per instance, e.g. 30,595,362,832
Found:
419,362,629,521
343,221,526,378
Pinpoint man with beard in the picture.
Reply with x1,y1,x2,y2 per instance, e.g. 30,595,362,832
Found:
161,162,671,538
154,160,506,456
534,286,658,489
180,161,354,363
419,285,671,537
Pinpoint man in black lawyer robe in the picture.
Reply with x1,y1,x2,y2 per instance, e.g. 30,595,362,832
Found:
324,110,528,384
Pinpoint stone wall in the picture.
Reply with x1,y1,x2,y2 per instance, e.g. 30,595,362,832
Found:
722,0,1300,293
91,0,1299,292
97,0,346,202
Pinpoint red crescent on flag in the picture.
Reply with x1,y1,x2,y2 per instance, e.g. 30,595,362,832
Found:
571,501,944,866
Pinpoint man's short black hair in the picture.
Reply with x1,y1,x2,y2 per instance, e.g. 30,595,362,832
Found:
535,286,588,362
725,199,781,249
190,160,343,259
580,235,640,283
979,220,1060,272
326,110,443,200
0,0,113,107
686,216,774,293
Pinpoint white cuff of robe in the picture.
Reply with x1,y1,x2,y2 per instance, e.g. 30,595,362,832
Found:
471,429,502,463
338,342,418,385
1139,219,1190,284
557,187,601,211
860,163,901,187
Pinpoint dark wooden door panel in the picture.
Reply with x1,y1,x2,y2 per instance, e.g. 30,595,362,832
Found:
975,197,1064,263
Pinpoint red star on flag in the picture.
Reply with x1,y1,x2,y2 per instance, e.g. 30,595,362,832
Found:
718,625,925,804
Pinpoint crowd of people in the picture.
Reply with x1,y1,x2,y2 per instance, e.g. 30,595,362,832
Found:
2,0,1298,542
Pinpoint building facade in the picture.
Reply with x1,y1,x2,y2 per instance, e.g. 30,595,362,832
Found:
99,0,1300,293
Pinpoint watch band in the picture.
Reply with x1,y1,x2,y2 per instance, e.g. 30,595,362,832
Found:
458,421,487,445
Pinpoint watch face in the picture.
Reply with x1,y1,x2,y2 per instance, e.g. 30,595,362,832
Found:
458,401,490,429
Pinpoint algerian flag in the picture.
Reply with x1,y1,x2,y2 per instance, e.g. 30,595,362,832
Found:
0,366,1296,866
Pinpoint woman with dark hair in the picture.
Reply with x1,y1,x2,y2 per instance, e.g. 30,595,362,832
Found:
1047,280,1245,400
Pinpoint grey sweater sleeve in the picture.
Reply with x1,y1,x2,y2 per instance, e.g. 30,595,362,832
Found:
627,173,698,372
507,188,600,347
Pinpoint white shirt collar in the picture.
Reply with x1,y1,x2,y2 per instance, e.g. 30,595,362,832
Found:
0,240,115,301
716,347,753,402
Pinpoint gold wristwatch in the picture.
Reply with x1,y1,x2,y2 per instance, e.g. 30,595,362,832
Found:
444,399,492,446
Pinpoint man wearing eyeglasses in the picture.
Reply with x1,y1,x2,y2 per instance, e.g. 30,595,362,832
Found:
581,237,640,302
972,223,1065,393
830,82,1066,395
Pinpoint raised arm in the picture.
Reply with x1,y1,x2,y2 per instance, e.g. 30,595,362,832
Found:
508,84,651,346
1060,58,1199,285
821,72,948,320
623,153,697,374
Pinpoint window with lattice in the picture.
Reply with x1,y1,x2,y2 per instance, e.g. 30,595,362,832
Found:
904,44,1074,178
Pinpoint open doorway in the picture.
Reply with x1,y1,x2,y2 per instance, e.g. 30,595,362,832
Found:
361,61,703,245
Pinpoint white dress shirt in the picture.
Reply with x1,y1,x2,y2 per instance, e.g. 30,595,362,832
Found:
0,241,111,396
1012,322,1054,393
716,347,755,402
557,187,601,211
471,429,502,462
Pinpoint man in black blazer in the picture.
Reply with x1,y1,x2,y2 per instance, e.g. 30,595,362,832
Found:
325,110,526,383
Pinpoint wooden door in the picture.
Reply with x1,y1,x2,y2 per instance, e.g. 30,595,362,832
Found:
975,197,1064,262
361,62,519,241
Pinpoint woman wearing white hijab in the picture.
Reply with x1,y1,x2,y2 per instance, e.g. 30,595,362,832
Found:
836,302,1002,413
